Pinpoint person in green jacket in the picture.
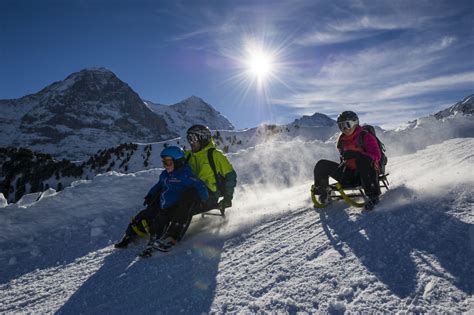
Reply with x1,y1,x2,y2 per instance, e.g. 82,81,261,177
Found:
185,124,237,214
160,124,237,244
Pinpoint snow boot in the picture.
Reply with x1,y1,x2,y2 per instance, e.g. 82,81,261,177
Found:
154,236,177,252
311,184,331,203
138,235,158,258
114,235,132,249
317,186,332,205
364,195,380,211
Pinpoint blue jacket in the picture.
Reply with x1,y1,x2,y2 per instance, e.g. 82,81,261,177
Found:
147,164,208,209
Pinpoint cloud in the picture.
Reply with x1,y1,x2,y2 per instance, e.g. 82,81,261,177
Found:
377,72,474,100
296,15,420,46
275,12,474,127
157,0,474,129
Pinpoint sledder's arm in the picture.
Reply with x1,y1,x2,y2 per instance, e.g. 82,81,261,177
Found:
144,172,165,204
214,151,237,200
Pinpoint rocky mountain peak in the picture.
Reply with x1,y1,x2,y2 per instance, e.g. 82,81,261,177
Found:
291,112,336,127
146,96,234,134
0,68,175,159
434,94,474,119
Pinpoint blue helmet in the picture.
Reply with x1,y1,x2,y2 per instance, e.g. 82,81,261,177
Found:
160,146,185,160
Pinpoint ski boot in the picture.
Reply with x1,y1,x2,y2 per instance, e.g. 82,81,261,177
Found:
114,234,133,249
138,235,158,258
364,195,380,211
154,236,177,252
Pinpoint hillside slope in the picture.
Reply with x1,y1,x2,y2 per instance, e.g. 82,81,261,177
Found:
0,137,472,313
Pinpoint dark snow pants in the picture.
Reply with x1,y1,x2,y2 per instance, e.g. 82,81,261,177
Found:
165,188,219,240
313,155,381,197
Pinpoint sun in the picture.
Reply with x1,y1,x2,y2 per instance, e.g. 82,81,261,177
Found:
222,36,293,101
247,51,273,80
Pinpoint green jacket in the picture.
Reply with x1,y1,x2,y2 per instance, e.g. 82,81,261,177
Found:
185,141,237,200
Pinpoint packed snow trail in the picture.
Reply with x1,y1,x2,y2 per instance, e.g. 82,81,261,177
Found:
0,138,473,313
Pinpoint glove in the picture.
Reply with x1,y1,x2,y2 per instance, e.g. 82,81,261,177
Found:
143,194,153,206
342,150,361,160
218,197,232,210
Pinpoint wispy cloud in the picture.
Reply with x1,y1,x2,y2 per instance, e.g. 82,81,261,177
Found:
156,0,474,128
377,71,474,100
296,15,421,46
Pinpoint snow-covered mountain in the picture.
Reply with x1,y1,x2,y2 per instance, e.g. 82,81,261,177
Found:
379,94,474,156
0,68,177,159
144,96,234,135
291,112,336,127
211,113,339,153
434,94,474,119
3,93,473,204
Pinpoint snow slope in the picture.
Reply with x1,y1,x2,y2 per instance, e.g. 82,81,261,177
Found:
0,135,472,313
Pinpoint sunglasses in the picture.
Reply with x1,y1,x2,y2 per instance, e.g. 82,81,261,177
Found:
338,120,357,131
162,157,174,166
186,134,199,144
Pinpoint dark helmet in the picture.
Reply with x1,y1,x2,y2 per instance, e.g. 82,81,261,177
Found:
337,111,359,123
186,124,212,147
160,146,186,168
336,111,359,131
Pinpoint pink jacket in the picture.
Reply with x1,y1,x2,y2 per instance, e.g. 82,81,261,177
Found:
337,126,381,170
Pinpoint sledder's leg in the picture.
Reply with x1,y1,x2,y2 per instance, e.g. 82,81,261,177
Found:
165,189,200,241
115,205,161,248
355,154,381,196
354,154,381,210
149,210,173,239
313,160,340,191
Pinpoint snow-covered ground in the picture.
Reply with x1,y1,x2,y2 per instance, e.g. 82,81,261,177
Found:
0,134,472,313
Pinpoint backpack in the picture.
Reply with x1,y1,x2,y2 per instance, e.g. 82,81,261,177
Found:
337,125,388,174
358,125,388,174
185,148,226,197
207,148,226,197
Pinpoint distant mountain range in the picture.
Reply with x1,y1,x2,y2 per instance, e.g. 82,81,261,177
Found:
0,68,233,159
0,67,472,204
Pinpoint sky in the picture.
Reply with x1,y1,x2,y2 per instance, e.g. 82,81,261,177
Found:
1,0,473,129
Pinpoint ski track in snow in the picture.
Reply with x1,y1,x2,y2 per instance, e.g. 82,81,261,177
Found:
0,138,473,313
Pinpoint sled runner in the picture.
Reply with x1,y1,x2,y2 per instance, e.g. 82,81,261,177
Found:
311,173,390,209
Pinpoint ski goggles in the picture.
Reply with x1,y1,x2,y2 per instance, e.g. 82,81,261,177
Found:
162,157,174,166
186,133,199,144
338,120,358,131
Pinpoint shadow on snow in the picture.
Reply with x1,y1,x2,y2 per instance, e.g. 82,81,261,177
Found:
57,218,228,314
319,185,473,298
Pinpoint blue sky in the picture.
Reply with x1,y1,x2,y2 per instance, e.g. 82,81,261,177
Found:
1,0,473,129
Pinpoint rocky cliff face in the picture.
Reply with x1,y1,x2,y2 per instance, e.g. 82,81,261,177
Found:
144,95,234,135
434,94,474,119
0,68,176,159
290,112,336,127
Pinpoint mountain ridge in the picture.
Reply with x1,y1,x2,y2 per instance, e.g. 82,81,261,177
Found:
0,68,234,159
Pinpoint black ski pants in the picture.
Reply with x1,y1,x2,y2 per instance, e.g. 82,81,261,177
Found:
125,189,219,240
313,155,381,197
165,188,219,240
124,191,194,240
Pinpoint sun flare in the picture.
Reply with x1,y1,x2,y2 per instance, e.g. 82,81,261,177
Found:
224,37,292,101
247,51,273,79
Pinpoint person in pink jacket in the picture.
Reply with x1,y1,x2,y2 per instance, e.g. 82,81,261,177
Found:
312,111,382,210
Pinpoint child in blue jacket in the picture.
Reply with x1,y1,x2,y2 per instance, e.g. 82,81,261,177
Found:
115,146,208,253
